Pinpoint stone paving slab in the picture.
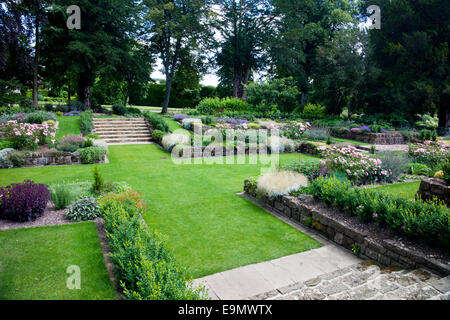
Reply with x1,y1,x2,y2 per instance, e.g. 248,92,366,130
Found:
258,262,450,300
193,244,360,300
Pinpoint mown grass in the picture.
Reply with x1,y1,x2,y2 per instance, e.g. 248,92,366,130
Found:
0,222,116,300
0,146,321,278
55,116,81,140
373,181,421,200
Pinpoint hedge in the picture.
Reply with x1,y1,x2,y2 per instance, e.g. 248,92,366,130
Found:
99,191,207,300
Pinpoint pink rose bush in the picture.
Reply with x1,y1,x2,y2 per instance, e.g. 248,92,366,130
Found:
282,121,311,140
408,140,450,167
317,145,390,183
1,120,57,150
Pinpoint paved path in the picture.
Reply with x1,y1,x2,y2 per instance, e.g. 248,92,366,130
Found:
193,244,361,300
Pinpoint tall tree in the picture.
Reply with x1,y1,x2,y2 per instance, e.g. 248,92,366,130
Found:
360,0,450,129
141,0,212,113
216,0,273,99
270,0,355,105
41,0,141,109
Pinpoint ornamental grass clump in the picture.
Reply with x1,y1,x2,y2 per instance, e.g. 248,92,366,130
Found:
257,170,309,198
50,184,75,210
0,180,50,222
161,133,190,152
267,136,297,153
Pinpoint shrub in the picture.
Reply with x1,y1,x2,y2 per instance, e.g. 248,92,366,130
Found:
26,111,57,124
182,118,202,130
408,163,432,176
92,166,105,195
0,148,14,168
378,151,409,182
317,145,389,184
302,103,326,119
282,159,328,181
78,146,107,164
152,130,165,144
66,198,100,221
257,170,309,198
7,150,26,167
442,162,450,184
126,107,142,116
418,129,437,141
143,112,169,132
244,177,258,195
57,134,85,152
267,136,297,153
408,141,450,167
246,78,300,113
50,184,75,210
0,180,50,222
197,97,249,114
304,127,329,141
80,110,93,135
99,193,205,300
1,120,57,149
309,177,449,247
112,103,128,116
0,140,14,150
161,133,190,152
281,121,311,140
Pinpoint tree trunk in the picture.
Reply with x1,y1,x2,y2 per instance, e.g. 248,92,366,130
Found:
438,104,449,129
32,18,39,108
233,68,242,98
83,85,91,109
67,82,71,106
301,92,308,106
241,66,251,101
162,75,173,114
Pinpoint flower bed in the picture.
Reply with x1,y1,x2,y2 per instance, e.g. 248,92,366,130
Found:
317,145,390,184
1,120,57,150
408,140,450,167
330,127,406,144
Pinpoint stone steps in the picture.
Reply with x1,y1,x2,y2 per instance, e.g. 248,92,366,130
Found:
93,117,152,145
256,262,450,300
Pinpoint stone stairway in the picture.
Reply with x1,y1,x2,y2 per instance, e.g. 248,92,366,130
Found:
93,117,151,145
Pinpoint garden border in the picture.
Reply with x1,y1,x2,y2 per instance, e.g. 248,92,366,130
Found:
243,180,450,276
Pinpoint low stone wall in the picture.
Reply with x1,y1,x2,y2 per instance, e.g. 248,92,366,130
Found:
244,180,450,276
331,129,405,145
24,150,104,167
417,178,450,206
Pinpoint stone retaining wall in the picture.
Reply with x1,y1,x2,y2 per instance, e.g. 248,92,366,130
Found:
244,180,449,276
24,150,104,167
417,178,450,206
331,129,406,145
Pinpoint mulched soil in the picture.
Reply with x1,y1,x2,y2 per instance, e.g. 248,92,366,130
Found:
0,202,79,230
302,196,450,267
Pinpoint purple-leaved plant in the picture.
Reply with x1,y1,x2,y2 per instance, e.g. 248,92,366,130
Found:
0,180,50,222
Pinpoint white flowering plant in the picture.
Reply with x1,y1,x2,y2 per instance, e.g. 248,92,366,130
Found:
408,140,450,167
257,170,309,198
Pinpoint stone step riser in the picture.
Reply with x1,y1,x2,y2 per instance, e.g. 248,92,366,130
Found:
94,126,148,130
93,123,147,127
97,135,151,139
103,139,152,143
92,118,152,145
93,118,144,122
95,130,150,134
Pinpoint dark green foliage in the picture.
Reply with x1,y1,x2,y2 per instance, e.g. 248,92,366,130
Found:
79,110,93,135
408,163,432,176
99,193,206,300
143,112,169,132
151,130,165,144
246,78,301,113
309,177,449,248
26,111,56,124
418,129,437,141
78,146,107,164
92,166,105,195
112,103,128,116
197,97,249,114
443,163,450,184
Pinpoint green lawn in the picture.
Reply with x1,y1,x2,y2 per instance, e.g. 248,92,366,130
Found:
0,222,116,300
0,146,321,278
372,181,421,200
56,116,81,139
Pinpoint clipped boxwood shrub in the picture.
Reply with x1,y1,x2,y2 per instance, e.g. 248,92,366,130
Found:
112,103,128,116
66,197,100,221
143,112,169,132
0,180,50,222
78,146,106,164
152,130,165,144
